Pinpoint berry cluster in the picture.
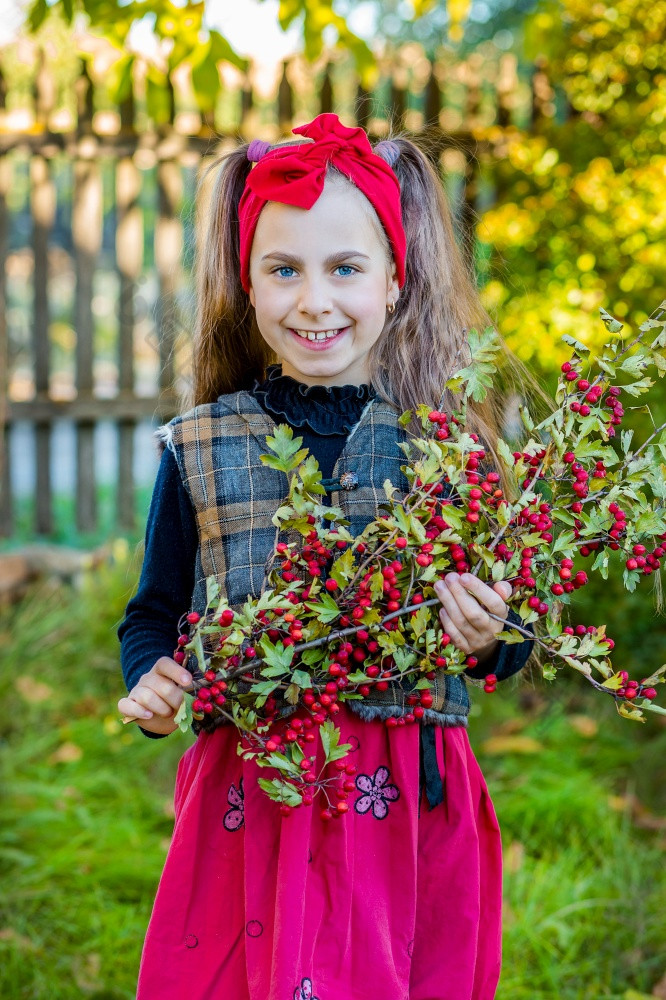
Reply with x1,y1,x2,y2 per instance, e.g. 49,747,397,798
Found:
165,313,666,812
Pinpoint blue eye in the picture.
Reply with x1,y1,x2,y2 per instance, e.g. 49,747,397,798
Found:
275,266,296,278
335,265,357,276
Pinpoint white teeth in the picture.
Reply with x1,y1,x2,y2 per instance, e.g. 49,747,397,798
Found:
294,329,342,340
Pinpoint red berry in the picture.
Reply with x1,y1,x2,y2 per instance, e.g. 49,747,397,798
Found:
395,537,408,549
219,609,234,627
325,578,339,592
186,612,200,624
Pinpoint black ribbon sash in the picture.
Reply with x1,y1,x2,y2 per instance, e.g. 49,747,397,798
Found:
419,724,445,809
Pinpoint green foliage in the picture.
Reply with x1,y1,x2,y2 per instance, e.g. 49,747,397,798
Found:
26,0,248,110
479,0,666,371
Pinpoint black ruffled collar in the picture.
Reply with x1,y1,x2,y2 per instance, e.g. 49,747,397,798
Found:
251,364,375,436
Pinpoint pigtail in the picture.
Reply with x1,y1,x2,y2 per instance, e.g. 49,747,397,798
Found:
189,145,274,407
368,136,554,500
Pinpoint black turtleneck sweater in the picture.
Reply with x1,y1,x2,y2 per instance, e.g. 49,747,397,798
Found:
118,367,532,735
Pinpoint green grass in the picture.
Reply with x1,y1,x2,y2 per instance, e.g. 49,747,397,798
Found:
0,548,664,999
1,485,153,551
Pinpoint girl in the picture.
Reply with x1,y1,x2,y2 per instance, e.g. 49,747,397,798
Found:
118,113,536,1000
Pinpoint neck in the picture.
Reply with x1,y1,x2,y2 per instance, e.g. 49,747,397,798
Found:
279,360,370,387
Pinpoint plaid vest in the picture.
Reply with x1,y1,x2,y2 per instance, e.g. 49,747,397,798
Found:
159,391,469,728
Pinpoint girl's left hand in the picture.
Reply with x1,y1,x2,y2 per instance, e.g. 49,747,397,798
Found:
434,572,513,663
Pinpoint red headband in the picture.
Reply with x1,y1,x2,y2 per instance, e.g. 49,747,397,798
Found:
238,113,406,293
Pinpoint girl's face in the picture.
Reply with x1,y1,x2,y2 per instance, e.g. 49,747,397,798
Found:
248,178,399,386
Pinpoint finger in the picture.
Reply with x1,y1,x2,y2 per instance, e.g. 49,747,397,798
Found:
456,573,509,618
129,683,182,718
435,579,478,646
438,607,472,654
493,580,513,602
118,695,154,722
154,656,193,690
438,574,490,632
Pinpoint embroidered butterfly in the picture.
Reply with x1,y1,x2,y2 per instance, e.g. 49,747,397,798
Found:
293,976,320,1000
223,778,245,832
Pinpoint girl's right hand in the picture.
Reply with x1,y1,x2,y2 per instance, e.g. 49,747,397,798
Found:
118,657,193,735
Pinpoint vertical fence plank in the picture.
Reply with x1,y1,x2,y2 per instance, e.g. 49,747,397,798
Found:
30,154,55,534
155,157,183,396
73,150,102,532
355,81,371,131
278,62,294,135
116,154,142,531
320,65,333,115
0,154,10,537
73,63,102,533
423,63,441,128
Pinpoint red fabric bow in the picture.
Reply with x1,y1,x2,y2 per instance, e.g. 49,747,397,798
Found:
238,113,406,291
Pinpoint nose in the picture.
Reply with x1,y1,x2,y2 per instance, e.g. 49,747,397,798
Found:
297,275,333,317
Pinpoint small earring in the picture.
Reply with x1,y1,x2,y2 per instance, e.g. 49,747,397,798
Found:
387,300,396,315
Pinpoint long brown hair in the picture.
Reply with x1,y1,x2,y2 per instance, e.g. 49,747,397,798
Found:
190,132,554,495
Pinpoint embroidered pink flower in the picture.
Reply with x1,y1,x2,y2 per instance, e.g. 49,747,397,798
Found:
223,778,244,832
354,765,400,820
293,976,319,1000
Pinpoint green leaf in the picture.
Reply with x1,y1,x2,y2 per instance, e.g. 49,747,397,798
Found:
305,593,340,624
561,333,590,354
599,308,623,335
174,691,194,733
290,669,311,688
328,547,355,588
300,647,326,667
258,777,303,806
206,576,221,608
258,636,295,673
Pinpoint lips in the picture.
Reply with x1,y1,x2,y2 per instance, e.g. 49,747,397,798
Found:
289,327,348,350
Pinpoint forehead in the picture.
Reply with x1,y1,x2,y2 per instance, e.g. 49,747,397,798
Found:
251,177,387,255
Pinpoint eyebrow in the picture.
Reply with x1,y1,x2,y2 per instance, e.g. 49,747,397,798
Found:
260,251,371,265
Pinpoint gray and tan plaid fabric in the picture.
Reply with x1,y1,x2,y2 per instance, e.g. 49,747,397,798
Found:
159,391,469,726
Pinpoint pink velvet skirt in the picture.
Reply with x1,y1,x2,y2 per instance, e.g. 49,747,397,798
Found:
136,707,502,1000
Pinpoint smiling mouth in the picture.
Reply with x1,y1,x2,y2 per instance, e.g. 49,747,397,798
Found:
291,328,346,341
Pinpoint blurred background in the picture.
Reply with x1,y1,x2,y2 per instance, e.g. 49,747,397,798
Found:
0,1,664,997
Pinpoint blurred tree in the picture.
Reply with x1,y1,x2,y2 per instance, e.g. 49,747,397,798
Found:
477,0,666,373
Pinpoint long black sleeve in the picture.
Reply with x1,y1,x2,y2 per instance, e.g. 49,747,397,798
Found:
118,447,198,700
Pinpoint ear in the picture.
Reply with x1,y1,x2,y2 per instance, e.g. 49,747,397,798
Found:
387,263,399,306
249,285,256,308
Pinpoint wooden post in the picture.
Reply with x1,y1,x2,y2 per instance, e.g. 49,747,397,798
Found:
459,60,481,266
423,62,441,129
0,154,10,537
241,78,254,132
30,154,55,534
34,48,55,130
355,82,372,132
73,63,102,533
320,64,333,115
115,154,142,532
278,61,293,135
155,160,183,396
531,56,554,129
390,79,406,133
496,53,517,129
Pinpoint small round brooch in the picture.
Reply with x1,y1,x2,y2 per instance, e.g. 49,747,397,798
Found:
339,472,359,491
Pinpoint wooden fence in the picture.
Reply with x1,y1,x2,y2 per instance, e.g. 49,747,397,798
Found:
0,45,561,539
